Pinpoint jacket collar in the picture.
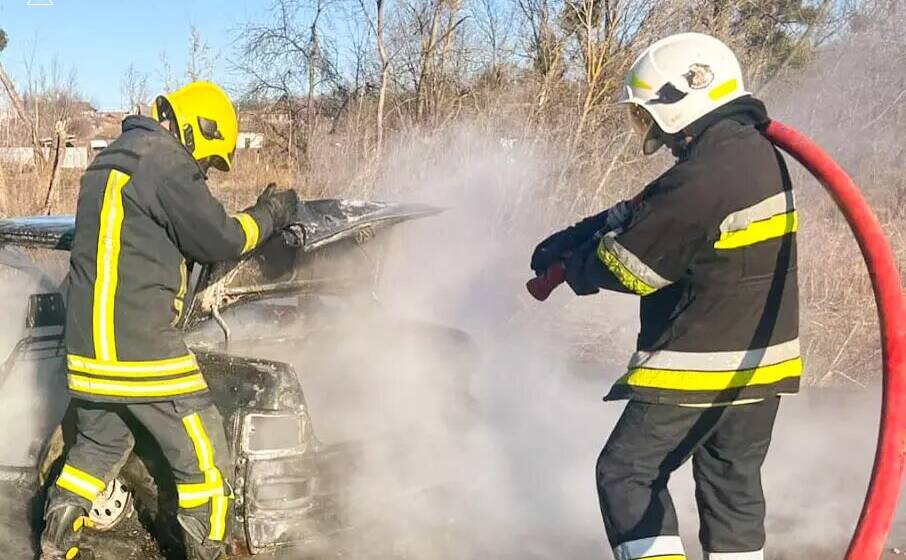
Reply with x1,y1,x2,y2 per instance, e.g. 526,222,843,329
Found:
122,115,171,136
122,115,205,175
672,96,770,159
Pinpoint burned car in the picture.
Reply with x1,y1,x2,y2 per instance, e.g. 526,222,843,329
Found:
0,200,476,558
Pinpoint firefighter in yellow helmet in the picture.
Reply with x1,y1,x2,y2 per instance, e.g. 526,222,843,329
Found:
39,81,298,560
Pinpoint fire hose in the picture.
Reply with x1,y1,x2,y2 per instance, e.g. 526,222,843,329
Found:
527,120,906,559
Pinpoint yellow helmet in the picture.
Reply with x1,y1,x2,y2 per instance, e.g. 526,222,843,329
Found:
152,81,238,172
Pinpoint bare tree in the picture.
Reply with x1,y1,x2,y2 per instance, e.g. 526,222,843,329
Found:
237,0,342,167
120,62,149,114
515,0,566,118
306,0,330,145
42,119,66,215
157,50,176,92
23,56,80,140
472,0,514,70
186,25,219,82
0,28,45,164
355,0,392,154
562,0,657,145
375,0,390,153
403,0,467,124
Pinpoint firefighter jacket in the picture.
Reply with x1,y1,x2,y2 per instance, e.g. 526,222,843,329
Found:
567,97,800,406
65,116,276,402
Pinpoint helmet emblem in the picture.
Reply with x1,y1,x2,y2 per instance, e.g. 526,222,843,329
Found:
683,64,714,89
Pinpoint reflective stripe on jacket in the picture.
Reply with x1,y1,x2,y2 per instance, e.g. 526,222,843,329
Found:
575,101,800,406
65,116,275,402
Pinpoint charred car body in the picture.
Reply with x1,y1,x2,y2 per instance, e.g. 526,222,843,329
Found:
0,200,475,557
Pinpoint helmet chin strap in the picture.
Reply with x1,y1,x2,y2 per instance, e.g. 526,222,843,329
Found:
196,156,213,176
666,133,694,158
641,122,690,157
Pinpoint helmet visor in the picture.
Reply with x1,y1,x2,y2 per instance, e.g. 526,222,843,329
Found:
626,105,664,155
154,97,181,136
626,104,653,136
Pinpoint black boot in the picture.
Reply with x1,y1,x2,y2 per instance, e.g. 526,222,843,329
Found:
39,503,89,560
179,516,227,560
185,542,227,560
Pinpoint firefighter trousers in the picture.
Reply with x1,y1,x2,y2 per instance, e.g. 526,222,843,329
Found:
44,396,232,552
597,397,780,560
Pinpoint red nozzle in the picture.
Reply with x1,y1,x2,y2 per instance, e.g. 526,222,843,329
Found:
526,261,567,301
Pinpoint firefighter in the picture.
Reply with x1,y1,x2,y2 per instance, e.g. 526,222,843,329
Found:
531,33,800,559
39,81,298,560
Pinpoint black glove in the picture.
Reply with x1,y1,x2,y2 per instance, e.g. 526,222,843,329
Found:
253,183,299,231
530,201,637,274
531,228,579,275
564,238,601,296
531,209,610,274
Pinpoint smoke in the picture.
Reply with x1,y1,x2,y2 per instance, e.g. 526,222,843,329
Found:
286,71,901,557
0,249,68,469
0,248,70,557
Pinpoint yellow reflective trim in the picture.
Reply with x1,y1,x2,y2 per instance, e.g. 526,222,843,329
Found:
56,464,106,502
708,78,739,101
233,212,260,254
714,211,798,250
643,556,687,560
182,412,228,540
210,495,228,540
93,169,130,361
67,354,199,377
630,74,653,91
183,413,215,471
66,547,79,560
177,481,224,508
178,495,210,509
67,373,208,397
597,241,656,296
172,259,188,326
622,358,803,391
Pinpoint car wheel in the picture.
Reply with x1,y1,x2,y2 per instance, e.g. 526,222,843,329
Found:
87,478,133,531
37,423,158,529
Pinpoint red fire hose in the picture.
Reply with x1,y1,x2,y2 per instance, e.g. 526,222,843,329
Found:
764,121,906,560
527,120,906,559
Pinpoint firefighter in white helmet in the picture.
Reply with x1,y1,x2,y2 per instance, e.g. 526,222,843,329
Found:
531,33,800,559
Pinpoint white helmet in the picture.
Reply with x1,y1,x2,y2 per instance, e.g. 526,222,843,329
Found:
621,32,750,154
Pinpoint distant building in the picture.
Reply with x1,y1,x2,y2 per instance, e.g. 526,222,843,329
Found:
0,146,89,169
38,135,77,148
237,132,264,149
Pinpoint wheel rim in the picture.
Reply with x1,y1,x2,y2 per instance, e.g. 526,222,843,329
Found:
88,478,132,531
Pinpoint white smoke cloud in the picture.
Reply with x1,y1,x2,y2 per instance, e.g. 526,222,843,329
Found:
286,111,898,559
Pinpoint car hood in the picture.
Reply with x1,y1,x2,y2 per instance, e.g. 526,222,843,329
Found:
0,199,442,253
294,199,441,251
0,216,76,251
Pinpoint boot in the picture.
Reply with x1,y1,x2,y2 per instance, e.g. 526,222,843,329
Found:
185,541,227,560
179,515,227,560
39,503,89,560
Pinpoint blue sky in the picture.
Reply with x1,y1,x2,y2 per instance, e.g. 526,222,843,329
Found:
0,0,268,110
